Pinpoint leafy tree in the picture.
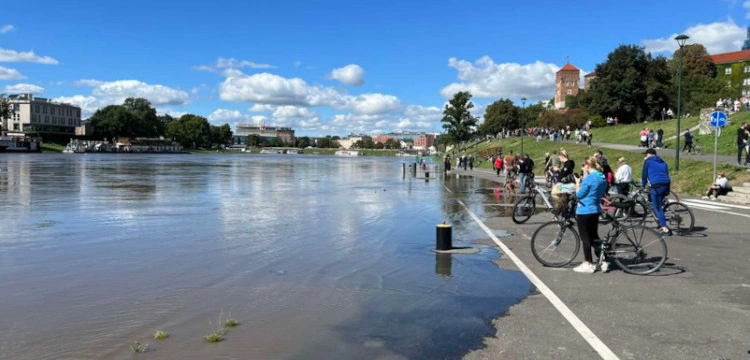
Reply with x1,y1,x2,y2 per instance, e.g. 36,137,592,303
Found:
209,124,233,146
90,105,139,139
579,44,672,123
668,43,732,115
537,108,588,129
441,91,478,144
296,136,311,148
0,98,15,131
166,114,211,148
480,98,519,136
123,97,162,137
384,138,401,149
158,114,176,124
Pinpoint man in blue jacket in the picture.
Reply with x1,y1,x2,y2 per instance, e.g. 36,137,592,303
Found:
641,148,671,235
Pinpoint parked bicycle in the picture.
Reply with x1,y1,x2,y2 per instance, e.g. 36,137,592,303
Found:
530,199,668,275
512,185,554,224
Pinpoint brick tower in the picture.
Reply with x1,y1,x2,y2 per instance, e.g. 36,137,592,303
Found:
555,63,580,109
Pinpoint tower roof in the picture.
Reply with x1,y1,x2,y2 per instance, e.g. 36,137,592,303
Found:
557,63,580,72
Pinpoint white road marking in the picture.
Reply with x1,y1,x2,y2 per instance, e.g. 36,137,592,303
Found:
681,199,750,210
453,196,620,360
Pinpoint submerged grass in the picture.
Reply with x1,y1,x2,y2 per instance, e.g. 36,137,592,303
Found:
204,310,239,343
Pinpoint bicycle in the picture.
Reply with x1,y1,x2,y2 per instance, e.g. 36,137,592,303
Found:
682,138,703,155
512,185,555,224
530,200,668,275
611,186,695,235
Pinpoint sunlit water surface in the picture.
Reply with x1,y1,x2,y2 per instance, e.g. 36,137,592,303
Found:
0,154,530,360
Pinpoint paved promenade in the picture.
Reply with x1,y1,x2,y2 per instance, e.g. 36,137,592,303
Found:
442,167,750,360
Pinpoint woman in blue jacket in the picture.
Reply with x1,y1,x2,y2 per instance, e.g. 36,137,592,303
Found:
573,157,609,273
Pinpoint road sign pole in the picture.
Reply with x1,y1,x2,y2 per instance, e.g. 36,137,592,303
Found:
713,125,719,183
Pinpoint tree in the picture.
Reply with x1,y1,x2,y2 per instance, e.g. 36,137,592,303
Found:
480,98,519,136
441,91,478,144
123,97,162,137
296,136,311,148
166,114,211,148
668,43,731,115
579,44,672,123
209,124,233,146
0,98,15,132
90,105,139,139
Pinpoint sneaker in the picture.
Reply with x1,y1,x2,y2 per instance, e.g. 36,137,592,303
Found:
701,196,709,200
599,261,610,273
573,262,595,273
711,196,718,201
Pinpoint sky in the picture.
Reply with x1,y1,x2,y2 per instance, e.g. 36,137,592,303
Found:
2,0,750,137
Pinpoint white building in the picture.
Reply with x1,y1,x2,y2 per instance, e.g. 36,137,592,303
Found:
1,94,81,135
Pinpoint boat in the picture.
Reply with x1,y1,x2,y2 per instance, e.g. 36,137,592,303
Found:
0,134,42,152
334,150,362,157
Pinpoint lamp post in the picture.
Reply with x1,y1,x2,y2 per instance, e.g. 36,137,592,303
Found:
674,34,689,171
520,97,527,155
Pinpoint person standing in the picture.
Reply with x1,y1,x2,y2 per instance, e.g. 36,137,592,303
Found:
656,127,664,149
444,154,452,172
613,157,633,196
737,122,748,165
573,157,609,273
641,148,672,235
494,156,503,177
468,155,474,171
518,154,535,194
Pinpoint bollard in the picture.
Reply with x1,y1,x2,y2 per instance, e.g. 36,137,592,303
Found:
425,170,430,181
402,163,405,178
436,223,452,250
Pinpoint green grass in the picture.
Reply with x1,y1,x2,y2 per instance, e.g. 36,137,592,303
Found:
153,330,169,340
129,341,149,354
41,143,65,152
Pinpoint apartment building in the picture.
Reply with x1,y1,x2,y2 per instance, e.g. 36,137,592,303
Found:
1,93,81,135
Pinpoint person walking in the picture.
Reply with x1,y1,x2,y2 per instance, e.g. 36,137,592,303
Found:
641,148,672,235
494,156,503,177
444,154,452,172
656,127,664,149
573,157,609,273
518,154,535,194
737,122,748,165
682,130,693,153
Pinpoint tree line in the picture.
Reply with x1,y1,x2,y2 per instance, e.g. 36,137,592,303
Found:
441,43,734,145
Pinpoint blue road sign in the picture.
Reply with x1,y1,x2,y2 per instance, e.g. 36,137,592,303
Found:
710,111,728,128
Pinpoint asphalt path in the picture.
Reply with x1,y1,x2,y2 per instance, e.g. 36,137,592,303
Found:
445,168,750,360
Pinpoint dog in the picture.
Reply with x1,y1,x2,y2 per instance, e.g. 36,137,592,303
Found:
504,180,517,194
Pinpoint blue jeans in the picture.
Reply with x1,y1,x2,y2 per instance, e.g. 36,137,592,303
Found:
650,186,670,228
519,172,527,193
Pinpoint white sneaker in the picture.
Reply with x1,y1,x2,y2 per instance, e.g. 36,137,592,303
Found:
711,197,718,201
701,196,709,200
599,261,610,273
573,262,595,273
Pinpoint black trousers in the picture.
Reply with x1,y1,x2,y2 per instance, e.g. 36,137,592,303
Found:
576,214,600,263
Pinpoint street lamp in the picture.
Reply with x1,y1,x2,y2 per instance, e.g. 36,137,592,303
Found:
520,97,527,155
674,34,689,171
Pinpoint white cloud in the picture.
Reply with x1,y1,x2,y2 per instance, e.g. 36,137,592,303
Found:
207,109,253,127
642,21,745,55
0,66,24,80
272,105,315,119
52,95,101,117
0,48,58,65
89,80,189,106
219,72,401,115
329,64,365,86
0,25,13,34
221,68,246,78
215,57,275,69
56,80,190,118
440,56,558,103
294,61,302,68
249,104,276,112
3,83,44,94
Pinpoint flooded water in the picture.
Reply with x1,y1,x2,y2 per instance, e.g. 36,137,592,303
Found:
0,154,530,360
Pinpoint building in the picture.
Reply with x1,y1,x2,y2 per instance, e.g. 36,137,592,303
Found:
583,71,597,90
234,122,295,144
554,63,581,109
372,135,392,144
1,93,81,135
413,134,435,149
710,48,750,98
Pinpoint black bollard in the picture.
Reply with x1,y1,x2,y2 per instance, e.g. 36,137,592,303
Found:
436,223,452,250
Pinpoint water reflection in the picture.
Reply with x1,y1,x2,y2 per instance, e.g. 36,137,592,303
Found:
0,154,530,360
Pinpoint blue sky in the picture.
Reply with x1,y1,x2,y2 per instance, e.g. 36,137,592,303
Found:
1,0,750,137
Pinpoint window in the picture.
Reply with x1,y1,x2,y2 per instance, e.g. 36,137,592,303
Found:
745,66,750,73
566,89,573,95
726,67,733,75
744,78,750,86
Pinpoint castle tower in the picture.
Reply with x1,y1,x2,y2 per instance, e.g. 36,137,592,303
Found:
743,26,750,50
555,63,581,109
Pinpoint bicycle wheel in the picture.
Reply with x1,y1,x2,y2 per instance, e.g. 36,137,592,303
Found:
609,225,667,274
512,195,536,224
530,221,580,267
665,190,679,205
663,201,695,235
